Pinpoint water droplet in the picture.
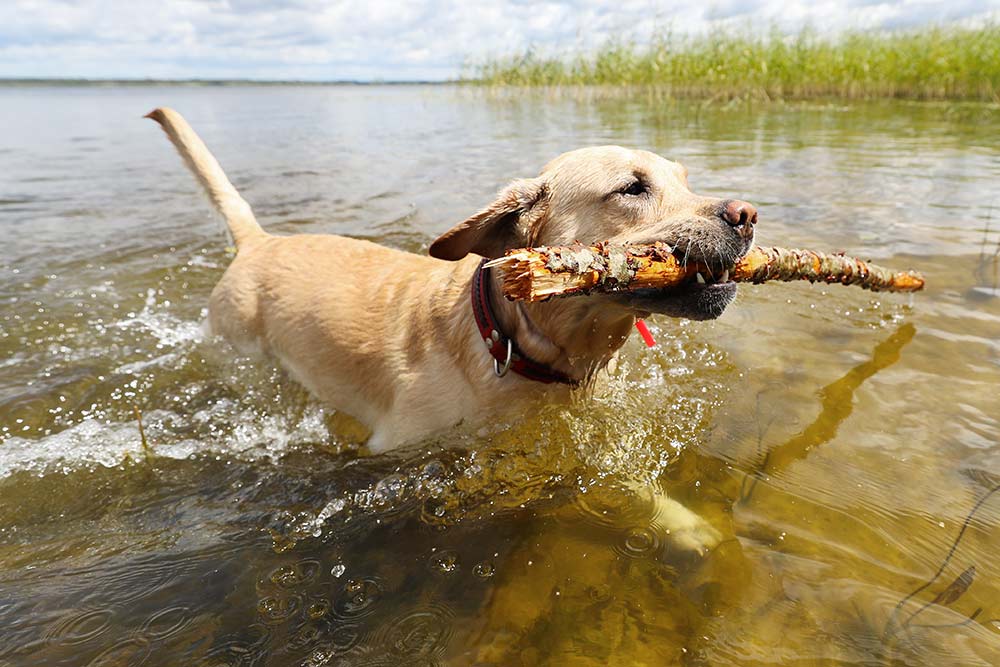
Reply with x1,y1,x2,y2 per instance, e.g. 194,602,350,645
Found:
616,526,661,558
288,623,322,650
269,559,321,588
257,595,300,624
326,498,346,514
473,561,495,579
335,579,381,619
429,550,459,574
422,460,445,479
307,600,329,620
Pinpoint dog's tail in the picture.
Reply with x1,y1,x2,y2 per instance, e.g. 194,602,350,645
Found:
145,107,266,249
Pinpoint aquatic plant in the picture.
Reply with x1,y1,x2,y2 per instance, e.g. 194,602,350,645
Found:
468,25,1000,101
881,482,1000,656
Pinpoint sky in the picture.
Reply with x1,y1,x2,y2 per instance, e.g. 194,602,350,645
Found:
1,0,998,82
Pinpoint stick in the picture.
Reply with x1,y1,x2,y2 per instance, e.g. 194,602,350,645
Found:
485,242,925,302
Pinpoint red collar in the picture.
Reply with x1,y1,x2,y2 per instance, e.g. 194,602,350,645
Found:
471,259,578,386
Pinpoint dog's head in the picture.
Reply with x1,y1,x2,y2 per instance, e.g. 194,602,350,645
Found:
430,146,756,321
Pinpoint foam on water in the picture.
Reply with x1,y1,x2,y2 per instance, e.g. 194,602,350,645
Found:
0,285,337,478
115,288,205,350
0,403,331,479
0,417,200,477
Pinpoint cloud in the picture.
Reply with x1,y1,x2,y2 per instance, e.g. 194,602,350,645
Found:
0,0,997,81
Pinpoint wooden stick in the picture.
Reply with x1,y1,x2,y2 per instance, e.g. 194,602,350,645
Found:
485,242,925,302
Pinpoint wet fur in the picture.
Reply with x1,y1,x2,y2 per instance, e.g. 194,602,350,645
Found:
147,107,755,552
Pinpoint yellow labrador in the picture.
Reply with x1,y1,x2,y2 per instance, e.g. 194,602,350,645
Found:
148,107,757,551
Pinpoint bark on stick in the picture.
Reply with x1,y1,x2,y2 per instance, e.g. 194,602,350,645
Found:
485,242,925,302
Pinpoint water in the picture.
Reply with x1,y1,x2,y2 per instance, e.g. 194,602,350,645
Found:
1,84,999,666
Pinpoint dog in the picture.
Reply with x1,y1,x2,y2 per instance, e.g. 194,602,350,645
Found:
147,107,757,552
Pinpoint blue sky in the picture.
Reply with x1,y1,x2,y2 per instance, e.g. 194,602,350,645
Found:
1,0,998,81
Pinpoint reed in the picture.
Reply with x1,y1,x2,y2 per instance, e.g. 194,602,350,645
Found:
468,25,1000,101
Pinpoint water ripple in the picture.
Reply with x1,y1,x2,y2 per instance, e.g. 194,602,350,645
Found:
84,636,151,667
44,608,114,646
371,603,454,660
256,595,301,626
613,525,663,559
268,559,322,590
141,605,191,640
332,579,383,621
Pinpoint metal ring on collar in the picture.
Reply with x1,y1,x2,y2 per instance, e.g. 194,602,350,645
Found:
493,338,513,378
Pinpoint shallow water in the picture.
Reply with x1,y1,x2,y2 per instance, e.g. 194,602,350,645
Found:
1,85,999,666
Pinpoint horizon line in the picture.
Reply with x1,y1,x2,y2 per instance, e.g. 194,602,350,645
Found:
0,77,457,86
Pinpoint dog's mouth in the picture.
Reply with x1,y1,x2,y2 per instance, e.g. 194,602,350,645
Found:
612,245,745,321
621,269,738,320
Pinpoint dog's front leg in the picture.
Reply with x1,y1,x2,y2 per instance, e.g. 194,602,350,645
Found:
622,480,722,557
648,490,722,556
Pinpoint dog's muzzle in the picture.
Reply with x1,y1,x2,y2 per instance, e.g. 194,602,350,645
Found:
619,270,738,321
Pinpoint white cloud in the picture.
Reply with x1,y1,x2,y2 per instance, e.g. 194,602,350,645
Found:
0,0,997,81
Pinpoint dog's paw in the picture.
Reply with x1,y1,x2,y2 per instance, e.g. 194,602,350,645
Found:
649,493,722,557
660,515,722,557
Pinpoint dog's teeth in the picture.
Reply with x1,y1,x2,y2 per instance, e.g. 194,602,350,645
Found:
721,269,730,282
695,272,706,284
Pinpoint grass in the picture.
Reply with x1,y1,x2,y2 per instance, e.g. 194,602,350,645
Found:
468,25,1000,101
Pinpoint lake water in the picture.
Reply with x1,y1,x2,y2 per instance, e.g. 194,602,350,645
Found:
1,84,999,666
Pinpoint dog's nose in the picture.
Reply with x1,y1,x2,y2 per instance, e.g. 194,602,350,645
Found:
719,199,757,227
719,200,758,237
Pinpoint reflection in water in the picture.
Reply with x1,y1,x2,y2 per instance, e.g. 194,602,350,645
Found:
1,85,1000,665
739,323,917,504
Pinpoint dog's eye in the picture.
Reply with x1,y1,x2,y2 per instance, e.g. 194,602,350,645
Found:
618,180,647,197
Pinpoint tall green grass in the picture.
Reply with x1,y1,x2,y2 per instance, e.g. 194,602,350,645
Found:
469,25,1000,101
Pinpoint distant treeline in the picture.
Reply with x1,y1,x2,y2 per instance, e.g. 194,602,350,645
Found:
467,25,1000,101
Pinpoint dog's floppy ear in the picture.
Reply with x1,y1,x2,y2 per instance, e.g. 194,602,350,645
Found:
429,177,547,260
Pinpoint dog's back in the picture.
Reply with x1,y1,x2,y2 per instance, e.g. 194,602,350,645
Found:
147,108,500,449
